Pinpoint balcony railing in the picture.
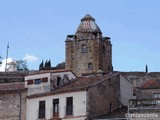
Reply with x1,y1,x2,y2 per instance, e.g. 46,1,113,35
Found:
129,98,160,110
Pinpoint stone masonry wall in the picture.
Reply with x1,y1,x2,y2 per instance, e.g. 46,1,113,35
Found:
0,91,26,120
87,75,120,119
65,37,112,77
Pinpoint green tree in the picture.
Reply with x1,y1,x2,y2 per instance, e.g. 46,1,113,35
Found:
16,59,29,71
39,60,44,70
45,60,48,67
44,59,51,67
48,59,51,67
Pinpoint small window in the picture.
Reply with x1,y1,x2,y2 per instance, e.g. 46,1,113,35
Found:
88,63,93,69
35,79,41,85
108,66,110,71
81,45,88,53
57,77,61,86
42,77,48,83
27,79,33,85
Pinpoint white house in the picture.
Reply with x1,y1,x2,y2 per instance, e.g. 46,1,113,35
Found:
25,72,133,120
27,91,87,120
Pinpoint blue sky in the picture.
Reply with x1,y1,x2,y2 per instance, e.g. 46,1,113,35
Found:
0,0,160,72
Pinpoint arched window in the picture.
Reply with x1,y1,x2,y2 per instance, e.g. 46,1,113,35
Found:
88,63,93,69
81,45,88,53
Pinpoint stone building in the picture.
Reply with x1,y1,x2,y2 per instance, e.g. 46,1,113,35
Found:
65,14,112,77
0,82,27,120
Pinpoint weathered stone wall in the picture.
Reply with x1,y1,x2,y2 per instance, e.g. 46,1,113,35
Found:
65,37,112,77
0,91,26,120
87,75,120,118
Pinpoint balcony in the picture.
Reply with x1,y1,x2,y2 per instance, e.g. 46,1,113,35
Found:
129,98,160,112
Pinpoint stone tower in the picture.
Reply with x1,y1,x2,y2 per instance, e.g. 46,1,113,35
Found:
65,14,112,76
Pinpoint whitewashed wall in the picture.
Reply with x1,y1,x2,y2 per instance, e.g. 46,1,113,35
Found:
25,71,76,96
25,73,51,95
26,91,87,120
120,75,133,106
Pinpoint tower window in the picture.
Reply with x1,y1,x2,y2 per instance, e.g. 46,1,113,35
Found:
88,63,93,69
81,45,88,53
108,66,110,71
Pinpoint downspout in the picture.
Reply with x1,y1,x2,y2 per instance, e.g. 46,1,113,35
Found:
19,91,22,120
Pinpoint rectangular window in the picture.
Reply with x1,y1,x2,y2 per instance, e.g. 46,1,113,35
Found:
66,97,73,116
81,45,88,53
38,101,45,119
42,77,48,83
57,77,61,86
53,99,59,117
27,79,33,85
35,78,41,85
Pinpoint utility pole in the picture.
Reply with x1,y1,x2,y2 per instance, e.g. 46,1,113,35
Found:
5,42,9,72
146,64,148,73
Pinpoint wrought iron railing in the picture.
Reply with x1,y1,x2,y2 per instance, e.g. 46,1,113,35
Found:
129,98,160,110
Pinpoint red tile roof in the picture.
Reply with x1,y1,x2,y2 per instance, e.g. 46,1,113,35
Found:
27,73,119,99
0,71,28,83
139,79,160,89
28,69,75,75
0,82,26,93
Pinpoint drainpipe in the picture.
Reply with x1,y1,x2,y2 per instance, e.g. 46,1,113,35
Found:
19,91,22,120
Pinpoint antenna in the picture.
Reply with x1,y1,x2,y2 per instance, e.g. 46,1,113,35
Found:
5,42,9,72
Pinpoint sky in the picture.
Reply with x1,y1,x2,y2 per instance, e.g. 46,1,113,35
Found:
0,0,160,72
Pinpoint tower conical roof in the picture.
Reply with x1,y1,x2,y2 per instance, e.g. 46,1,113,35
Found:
76,14,101,33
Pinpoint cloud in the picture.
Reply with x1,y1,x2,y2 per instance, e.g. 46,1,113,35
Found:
0,58,14,71
23,54,38,62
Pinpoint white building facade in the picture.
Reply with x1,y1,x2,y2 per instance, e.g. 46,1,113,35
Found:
26,91,87,120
